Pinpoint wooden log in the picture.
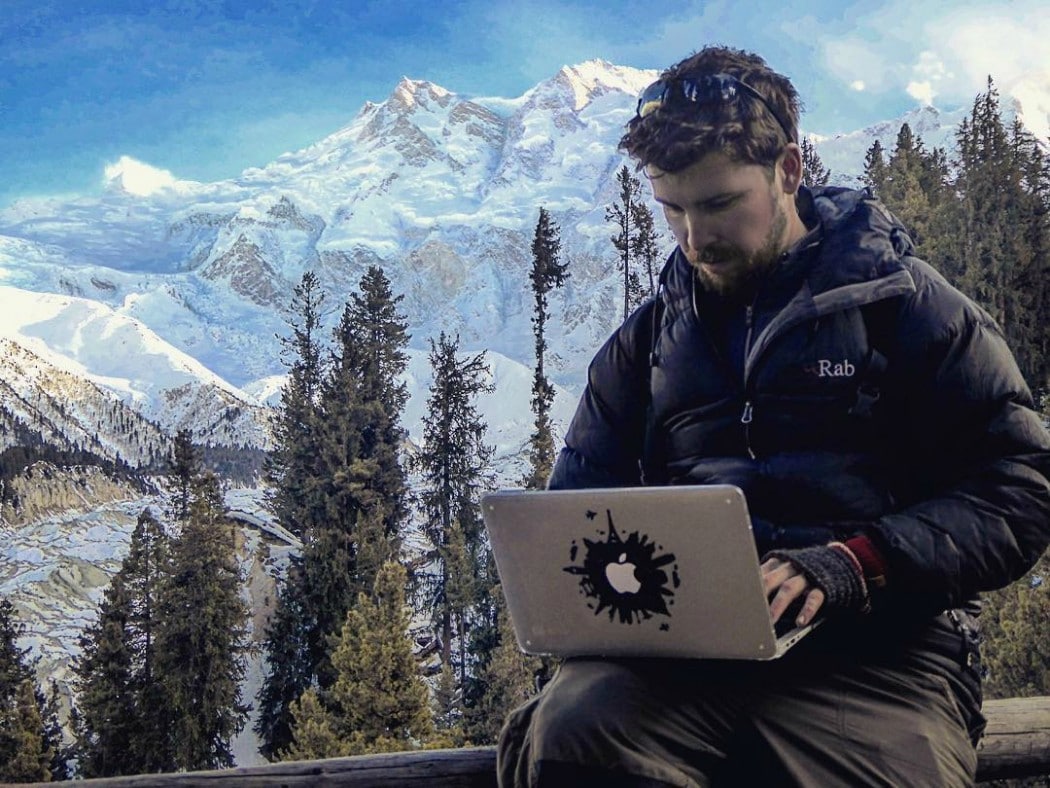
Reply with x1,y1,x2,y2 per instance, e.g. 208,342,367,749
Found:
19,697,1049,787
19,748,499,787
976,696,1050,782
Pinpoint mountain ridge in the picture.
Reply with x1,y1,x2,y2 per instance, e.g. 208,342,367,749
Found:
0,58,1046,466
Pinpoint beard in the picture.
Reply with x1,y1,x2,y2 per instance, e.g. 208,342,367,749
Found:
694,200,788,300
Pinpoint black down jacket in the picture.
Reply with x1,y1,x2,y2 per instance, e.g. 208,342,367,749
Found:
550,186,1050,619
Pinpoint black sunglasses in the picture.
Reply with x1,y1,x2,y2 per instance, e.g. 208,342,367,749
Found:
635,72,795,143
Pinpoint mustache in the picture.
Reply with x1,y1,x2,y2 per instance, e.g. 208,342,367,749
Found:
692,244,744,264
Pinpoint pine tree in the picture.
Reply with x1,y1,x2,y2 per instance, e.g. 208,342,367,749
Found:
607,165,648,319
120,509,172,770
155,472,250,770
254,562,313,761
862,139,889,195
354,505,396,601
881,123,936,246
169,429,199,522
0,679,51,783
952,78,1048,388
464,586,540,744
0,599,55,781
306,265,411,670
300,266,411,688
327,560,433,755
258,268,413,759
414,333,495,711
981,551,1050,699
281,689,344,761
73,508,174,776
523,208,569,490
72,573,142,776
631,199,663,299
257,272,328,759
801,137,831,187
266,270,327,540
321,265,411,541
282,561,434,759
1016,131,1050,389
39,680,67,782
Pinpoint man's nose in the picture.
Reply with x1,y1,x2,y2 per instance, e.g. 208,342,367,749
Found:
683,213,712,256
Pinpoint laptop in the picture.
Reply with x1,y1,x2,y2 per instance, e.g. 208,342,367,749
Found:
482,484,819,660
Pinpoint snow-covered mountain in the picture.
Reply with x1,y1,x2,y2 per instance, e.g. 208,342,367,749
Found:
1,58,1048,767
3,60,1046,455
0,62,655,407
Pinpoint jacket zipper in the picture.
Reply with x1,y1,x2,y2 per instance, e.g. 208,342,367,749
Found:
741,303,757,459
741,401,755,460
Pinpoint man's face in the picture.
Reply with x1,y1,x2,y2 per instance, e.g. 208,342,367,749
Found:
648,150,799,299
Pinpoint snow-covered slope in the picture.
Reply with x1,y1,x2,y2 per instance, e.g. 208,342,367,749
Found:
0,286,270,451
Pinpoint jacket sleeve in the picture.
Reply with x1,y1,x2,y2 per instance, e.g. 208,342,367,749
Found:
548,301,656,490
868,265,1050,611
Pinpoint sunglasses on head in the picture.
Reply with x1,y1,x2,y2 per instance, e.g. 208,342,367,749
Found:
635,72,795,143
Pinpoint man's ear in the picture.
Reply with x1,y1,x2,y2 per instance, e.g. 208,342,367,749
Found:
778,143,804,195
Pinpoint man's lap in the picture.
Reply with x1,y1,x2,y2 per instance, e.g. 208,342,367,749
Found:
496,655,976,787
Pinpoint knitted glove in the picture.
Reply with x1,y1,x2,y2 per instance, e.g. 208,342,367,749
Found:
763,542,870,614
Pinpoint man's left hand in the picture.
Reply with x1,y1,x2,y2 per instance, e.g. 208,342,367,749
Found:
761,556,826,627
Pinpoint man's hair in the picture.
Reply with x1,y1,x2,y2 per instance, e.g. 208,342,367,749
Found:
620,46,800,173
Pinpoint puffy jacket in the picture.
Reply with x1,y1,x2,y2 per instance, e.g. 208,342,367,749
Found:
550,186,1050,619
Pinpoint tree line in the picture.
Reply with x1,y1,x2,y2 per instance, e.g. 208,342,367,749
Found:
861,79,1049,395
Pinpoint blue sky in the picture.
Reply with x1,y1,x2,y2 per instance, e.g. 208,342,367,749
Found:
2,0,1048,206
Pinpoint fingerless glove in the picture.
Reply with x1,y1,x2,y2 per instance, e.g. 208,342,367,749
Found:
763,542,870,613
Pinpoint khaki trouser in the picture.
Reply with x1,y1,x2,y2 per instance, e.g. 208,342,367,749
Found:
497,654,977,787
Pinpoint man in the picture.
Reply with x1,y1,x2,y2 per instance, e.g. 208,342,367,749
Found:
496,46,1050,787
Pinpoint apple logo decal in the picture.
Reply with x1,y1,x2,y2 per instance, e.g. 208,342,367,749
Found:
564,509,679,626
606,553,642,595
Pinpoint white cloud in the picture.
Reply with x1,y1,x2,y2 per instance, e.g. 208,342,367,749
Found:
815,0,1049,110
102,156,178,196
906,81,936,106
906,51,949,106
822,36,897,93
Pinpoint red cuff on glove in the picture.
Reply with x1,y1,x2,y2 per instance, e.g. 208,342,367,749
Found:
844,535,888,589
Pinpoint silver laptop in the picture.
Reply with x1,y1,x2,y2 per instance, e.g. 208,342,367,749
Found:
482,485,819,660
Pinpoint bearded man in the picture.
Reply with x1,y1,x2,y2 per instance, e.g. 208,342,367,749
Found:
496,46,1050,787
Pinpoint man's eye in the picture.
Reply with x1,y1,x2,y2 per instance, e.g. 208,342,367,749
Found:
707,198,736,212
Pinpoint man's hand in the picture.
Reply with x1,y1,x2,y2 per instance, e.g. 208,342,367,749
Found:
762,543,872,624
761,556,826,627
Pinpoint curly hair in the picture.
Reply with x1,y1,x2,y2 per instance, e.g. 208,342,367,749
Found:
620,46,801,173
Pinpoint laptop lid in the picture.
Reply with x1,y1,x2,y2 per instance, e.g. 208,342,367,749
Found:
482,485,817,661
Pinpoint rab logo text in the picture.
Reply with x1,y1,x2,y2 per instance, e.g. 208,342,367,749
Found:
817,358,855,378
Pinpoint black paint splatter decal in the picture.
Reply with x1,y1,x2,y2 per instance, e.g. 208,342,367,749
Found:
563,509,679,626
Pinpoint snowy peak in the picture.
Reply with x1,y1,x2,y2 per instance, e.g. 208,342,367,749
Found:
388,77,455,113
552,60,655,112
352,78,468,169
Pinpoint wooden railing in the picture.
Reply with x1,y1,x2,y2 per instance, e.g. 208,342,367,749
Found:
22,696,1050,787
